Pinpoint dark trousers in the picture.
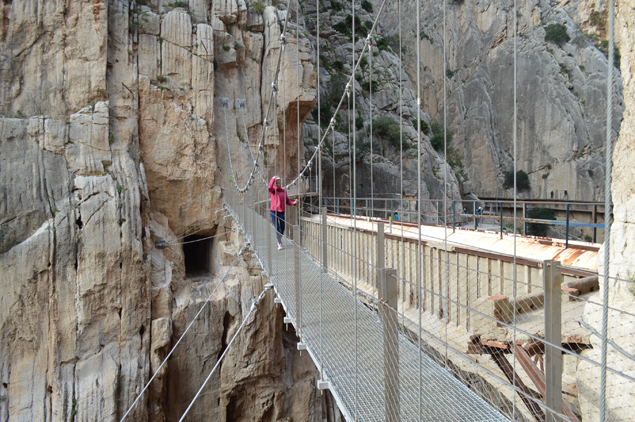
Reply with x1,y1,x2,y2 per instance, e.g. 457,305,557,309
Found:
271,210,285,243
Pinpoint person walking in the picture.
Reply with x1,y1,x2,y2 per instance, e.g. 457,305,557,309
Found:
269,175,298,250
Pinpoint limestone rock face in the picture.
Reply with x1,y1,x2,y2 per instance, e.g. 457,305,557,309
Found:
0,0,326,421
376,0,624,202
577,0,635,420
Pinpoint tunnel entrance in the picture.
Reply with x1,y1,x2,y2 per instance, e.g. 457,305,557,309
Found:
183,235,212,277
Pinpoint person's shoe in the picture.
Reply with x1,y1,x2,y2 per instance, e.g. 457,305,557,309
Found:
277,243,283,250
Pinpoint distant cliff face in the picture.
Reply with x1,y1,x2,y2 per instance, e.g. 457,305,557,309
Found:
376,0,623,202
0,1,330,421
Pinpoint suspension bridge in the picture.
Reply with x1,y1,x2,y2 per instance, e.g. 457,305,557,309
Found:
117,0,628,418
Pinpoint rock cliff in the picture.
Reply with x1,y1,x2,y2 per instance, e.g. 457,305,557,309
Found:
375,0,624,201
0,0,334,421
577,0,635,419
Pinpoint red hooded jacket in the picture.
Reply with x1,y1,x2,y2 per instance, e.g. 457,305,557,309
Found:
269,177,295,212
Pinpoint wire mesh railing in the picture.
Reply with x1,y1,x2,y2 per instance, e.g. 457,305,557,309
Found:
226,190,633,422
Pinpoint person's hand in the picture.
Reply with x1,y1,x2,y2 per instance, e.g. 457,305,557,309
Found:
294,200,298,206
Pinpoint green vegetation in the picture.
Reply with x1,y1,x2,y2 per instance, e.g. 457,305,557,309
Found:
420,30,433,44
331,1,343,11
544,23,570,46
598,40,621,68
503,170,530,191
411,118,429,134
169,1,189,8
117,184,123,194
251,1,266,14
372,115,401,147
589,11,605,29
361,0,373,12
430,120,453,151
156,74,167,83
223,45,230,51
527,207,556,237
375,35,399,52
355,116,364,130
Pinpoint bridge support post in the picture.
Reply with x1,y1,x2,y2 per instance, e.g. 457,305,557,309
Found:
524,202,528,235
565,203,570,249
379,267,399,422
294,225,302,338
452,200,456,233
377,222,385,292
499,201,504,239
321,207,328,273
544,260,563,422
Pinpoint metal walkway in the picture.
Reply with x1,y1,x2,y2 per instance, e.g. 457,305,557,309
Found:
230,199,509,422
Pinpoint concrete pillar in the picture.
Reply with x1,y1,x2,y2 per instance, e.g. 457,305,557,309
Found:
544,260,563,422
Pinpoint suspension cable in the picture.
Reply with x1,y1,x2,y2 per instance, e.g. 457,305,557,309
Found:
600,0,615,419
177,286,272,422
119,242,250,422
416,0,422,418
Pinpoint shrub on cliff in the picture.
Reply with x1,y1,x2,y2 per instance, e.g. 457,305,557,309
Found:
503,170,530,191
544,24,570,46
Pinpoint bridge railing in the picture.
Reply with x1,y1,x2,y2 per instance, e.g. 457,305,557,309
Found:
311,196,605,246
226,189,634,422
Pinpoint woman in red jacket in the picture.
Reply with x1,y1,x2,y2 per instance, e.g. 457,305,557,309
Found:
269,176,298,249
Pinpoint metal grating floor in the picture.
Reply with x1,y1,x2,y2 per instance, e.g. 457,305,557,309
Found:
235,204,509,422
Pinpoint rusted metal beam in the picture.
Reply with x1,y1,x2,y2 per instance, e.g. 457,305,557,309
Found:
490,351,545,422
513,346,580,422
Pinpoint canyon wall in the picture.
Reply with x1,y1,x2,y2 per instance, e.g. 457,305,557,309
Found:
0,0,333,421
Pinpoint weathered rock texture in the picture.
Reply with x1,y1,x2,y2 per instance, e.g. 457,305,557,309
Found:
577,0,635,419
376,0,624,202
0,0,332,421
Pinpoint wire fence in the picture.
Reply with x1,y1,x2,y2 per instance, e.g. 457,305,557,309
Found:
224,189,634,422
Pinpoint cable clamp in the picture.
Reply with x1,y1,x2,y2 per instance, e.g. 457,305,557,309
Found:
345,83,351,95
417,97,421,105
329,118,336,128
263,118,269,127
366,35,373,46
271,82,278,92
280,34,287,44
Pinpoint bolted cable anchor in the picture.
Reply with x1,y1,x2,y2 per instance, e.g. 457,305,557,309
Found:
155,239,168,249
219,98,230,108
236,99,247,108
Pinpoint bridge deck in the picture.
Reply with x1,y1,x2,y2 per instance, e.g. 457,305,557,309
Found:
239,205,509,421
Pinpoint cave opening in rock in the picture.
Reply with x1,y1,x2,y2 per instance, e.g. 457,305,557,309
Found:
183,235,212,277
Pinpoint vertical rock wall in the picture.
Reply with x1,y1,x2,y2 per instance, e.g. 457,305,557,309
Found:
577,0,635,420
0,0,330,421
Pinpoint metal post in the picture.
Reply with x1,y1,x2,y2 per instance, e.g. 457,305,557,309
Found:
524,202,528,235
592,204,597,243
474,202,477,230
321,207,328,273
294,225,301,337
544,260,563,422
452,200,456,233
377,222,385,289
500,201,504,239
337,198,340,215
436,200,440,226
565,203,570,249
379,267,399,422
